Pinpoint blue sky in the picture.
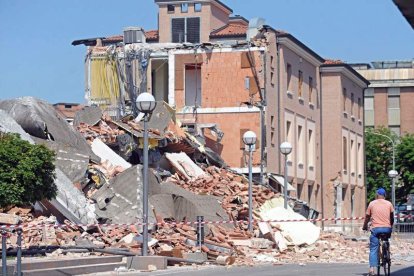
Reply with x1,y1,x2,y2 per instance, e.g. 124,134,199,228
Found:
0,0,413,104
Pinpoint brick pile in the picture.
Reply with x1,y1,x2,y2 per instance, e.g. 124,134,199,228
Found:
167,165,278,225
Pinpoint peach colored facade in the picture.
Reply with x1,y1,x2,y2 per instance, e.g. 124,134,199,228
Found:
156,0,231,43
320,67,367,219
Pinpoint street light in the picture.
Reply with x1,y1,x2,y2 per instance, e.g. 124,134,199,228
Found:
136,92,156,256
280,142,292,209
367,131,397,207
243,131,257,232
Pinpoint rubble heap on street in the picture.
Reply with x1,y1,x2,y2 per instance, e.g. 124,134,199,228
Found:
1,97,412,267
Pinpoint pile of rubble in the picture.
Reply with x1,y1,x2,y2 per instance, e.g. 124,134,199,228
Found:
6,97,409,267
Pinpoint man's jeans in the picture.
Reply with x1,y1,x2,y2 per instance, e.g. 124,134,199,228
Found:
369,227,392,267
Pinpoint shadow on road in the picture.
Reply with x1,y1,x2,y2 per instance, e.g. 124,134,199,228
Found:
355,265,414,276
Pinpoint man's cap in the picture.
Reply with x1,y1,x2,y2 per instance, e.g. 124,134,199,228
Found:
377,188,386,196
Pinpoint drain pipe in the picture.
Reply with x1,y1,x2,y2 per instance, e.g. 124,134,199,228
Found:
276,41,281,173
260,50,267,185
319,69,325,229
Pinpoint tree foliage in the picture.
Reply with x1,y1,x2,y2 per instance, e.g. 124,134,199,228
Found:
365,127,398,202
0,133,57,207
396,134,414,202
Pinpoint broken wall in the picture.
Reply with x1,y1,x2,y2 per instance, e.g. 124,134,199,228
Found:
173,50,264,168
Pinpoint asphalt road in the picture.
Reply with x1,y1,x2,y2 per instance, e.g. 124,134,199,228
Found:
136,263,414,276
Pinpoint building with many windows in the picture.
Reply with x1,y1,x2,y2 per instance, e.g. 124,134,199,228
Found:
353,60,414,136
73,0,369,222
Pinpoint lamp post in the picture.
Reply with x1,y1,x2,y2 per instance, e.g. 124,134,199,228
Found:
280,142,292,209
243,131,257,232
136,92,156,256
367,131,397,207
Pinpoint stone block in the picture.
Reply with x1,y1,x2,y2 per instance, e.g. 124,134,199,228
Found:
126,256,167,271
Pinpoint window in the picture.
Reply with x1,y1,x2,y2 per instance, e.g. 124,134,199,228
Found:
308,77,313,103
357,142,362,177
171,17,200,43
186,17,200,43
286,120,293,161
364,96,374,126
172,18,185,43
167,4,175,13
298,70,303,97
351,93,354,116
308,184,313,204
350,139,355,175
388,88,400,127
287,64,292,92
194,3,202,12
181,3,188,13
343,88,347,112
358,98,361,119
308,129,315,167
297,125,305,165
343,137,347,171
185,64,202,107
342,187,347,202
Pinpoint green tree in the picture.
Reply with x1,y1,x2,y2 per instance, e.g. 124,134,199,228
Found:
365,127,398,202
396,134,414,202
0,133,57,207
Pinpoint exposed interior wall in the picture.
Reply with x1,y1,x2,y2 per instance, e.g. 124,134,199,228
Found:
172,50,263,168
151,59,169,102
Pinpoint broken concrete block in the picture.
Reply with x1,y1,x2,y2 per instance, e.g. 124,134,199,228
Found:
91,138,131,170
120,233,137,244
0,97,96,160
183,252,208,262
165,152,206,181
0,213,20,225
250,238,274,249
274,231,288,252
259,206,320,246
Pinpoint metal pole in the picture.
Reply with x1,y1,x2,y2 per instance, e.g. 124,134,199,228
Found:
16,228,22,276
2,231,7,276
392,145,396,207
142,115,149,256
284,155,288,209
368,131,396,206
248,147,253,232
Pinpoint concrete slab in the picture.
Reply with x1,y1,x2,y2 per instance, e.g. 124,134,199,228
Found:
126,256,167,271
182,252,208,262
22,262,126,276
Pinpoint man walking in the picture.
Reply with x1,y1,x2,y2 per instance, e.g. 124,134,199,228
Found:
363,188,394,275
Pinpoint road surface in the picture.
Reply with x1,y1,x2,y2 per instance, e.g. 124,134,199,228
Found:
136,263,414,276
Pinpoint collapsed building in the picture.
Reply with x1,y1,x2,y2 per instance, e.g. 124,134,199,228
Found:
72,0,370,222
0,96,326,266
